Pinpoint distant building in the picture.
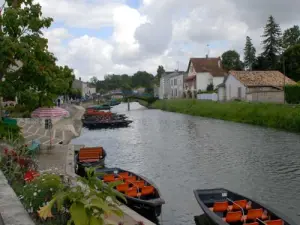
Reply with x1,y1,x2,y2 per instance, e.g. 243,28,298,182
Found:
72,77,96,98
217,70,296,103
159,71,186,99
184,57,227,98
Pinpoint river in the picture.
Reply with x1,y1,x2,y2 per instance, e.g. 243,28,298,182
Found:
71,102,300,225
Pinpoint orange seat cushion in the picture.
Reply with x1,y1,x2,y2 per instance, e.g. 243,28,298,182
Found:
210,201,229,212
223,211,242,223
141,186,155,196
116,183,129,192
265,219,284,225
132,181,145,189
126,187,138,197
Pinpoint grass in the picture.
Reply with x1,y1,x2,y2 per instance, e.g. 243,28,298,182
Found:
150,99,300,133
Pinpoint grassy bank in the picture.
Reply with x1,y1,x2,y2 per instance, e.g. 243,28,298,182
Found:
150,99,300,133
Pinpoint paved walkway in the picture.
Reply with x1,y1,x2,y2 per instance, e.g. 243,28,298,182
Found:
17,104,85,147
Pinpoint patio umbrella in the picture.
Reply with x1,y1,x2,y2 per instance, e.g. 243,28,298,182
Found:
31,107,70,118
31,107,70,150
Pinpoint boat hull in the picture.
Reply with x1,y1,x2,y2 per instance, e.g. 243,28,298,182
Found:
96,167,165,217
193,188,297,225
74,149,106,176
83,120,133,129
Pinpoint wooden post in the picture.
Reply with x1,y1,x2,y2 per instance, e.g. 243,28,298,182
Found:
127,98,130,111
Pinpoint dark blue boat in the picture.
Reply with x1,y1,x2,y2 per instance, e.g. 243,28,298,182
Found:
193,188,297,225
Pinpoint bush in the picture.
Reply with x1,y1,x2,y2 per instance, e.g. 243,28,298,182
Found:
284,84,300,104
21,173,64,215
0,123,22,141
151,99,300,133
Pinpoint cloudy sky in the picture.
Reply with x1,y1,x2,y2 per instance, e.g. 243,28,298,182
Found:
5,0,300,81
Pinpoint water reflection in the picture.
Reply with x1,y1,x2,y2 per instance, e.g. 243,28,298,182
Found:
72,102,300,225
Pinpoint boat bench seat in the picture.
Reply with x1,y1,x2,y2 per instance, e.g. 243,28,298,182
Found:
242,208,268,221
79,151,102,162
103,174,122,182
222,211,243,223
209,199,251,212
265,219,284,225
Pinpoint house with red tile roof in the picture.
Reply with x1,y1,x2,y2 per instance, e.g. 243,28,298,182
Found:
217,70,296,103
184,57,227,98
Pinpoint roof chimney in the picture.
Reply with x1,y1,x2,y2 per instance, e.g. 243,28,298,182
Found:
206,54,208,59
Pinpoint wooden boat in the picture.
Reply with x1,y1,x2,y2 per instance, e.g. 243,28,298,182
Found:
193,188,297,225
87,105,111,110
82,119,133,129
97,167,165,217
75,147,106,176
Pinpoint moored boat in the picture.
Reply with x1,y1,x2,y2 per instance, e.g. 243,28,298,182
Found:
193,188,297,225
97,167,165,217
87,104,111,110
82,119,133,129
75,146,106,176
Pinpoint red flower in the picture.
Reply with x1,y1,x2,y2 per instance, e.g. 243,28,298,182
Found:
4,148,8,155
17,157,26,167
24,170,40,183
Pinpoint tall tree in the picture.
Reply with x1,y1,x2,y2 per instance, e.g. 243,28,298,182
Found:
221,50,243,71
243,36,256,70
155,65,165,85
283,44,300,81
282,25,300,50
261,15,282,70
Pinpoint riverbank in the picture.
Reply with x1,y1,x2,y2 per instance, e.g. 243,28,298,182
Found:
1,104,155,225
149,99,300,133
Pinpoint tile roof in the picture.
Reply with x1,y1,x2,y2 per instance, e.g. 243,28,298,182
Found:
229,70,296,87
188,57,227,77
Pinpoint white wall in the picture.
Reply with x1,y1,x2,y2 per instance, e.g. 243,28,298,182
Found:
218,87,225,101
196,72,213,91
197,93,218,101
89,87,96,95
170,74,184,98
213,77,224,88
225,75,246,100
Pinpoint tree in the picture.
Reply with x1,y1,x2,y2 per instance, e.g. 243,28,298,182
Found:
90,76,98,85
283,44,300,81
261,15,282,70
0,0,75,108
155,65,165,84
221,50,243,71
0,0,53,81
243,36,256,70
282,25,300,50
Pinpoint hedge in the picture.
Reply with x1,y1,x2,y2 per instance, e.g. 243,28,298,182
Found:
285,84,300,104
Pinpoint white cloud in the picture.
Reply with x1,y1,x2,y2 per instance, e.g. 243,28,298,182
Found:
26,0,300,81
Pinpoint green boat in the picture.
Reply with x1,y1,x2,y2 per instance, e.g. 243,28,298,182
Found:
87,104,111,110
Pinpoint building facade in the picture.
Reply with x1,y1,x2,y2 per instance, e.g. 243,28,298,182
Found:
184,57,227,98
159,71,185,99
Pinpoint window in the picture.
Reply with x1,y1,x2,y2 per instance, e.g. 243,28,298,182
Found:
175,89,177,97
174,79,177,85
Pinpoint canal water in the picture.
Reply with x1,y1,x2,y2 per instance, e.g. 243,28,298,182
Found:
71,102,300,225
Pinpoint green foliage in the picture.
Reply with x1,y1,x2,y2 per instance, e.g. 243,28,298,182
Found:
39,167,124,225
95,71,154,94
0,122,22,140
261,15,282,70
154,65,165,84
244,36,256,70
0,0,75,109
151,99,300,133
206,83,214,91
221,50,243,71
21,173,64,214
282,25,300,50
284,84,300,104
283,44,300,81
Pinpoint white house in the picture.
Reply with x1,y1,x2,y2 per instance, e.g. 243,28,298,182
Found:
169,72,186,98
159,71,185,99
72,78,96,97
184,57,227,98
217,71,296,103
